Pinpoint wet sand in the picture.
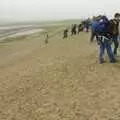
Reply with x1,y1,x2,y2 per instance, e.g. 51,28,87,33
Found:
0,26,120,120
0,25,43,41
0,23,62,41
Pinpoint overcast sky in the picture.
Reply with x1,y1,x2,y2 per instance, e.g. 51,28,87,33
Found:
0,0,120,22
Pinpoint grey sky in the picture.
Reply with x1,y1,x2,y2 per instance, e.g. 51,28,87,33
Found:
0,0,120,22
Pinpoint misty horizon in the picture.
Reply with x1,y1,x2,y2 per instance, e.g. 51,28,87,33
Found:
0,0,120,23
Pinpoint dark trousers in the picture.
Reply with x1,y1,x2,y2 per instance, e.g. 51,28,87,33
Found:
90,31,99,42
112,36,119,56
91,31,96,42
86,27,89,32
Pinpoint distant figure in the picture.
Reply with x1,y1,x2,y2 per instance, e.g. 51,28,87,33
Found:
45,34,49,44
78,23,84,34
71,24,77,35
63,28,68,39
84,19,90,32
71,24,74,35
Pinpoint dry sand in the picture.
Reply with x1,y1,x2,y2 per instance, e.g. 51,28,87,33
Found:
0,27,120,120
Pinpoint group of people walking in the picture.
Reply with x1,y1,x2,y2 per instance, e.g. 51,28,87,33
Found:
62,13,120,64
91,13,120,64
63,21,88,39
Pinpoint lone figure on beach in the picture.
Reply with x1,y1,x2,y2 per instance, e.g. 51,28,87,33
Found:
45,34,49,44
71,24,77,35
63,28,68,39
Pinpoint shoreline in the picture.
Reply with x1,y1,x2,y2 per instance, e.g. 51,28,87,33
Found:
0,23,63,42
0,28,44,41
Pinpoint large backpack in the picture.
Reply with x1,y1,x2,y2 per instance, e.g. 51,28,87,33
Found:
91,16,109,36
108,19,119,36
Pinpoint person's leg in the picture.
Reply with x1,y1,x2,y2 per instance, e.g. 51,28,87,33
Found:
75,30,77,35
86,27,89,32
63,33,65,39
90,31,95,42
105,41,115,63
118,35,120,44
71,29,73,36
96,35,100,45
99,41,105,64
113,36,119,56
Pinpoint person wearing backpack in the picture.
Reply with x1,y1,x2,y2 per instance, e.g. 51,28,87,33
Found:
90,17,99,42
110,13,120,57
91,15,115,64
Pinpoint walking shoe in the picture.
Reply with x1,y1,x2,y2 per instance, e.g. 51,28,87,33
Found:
110,59,116,63
99,60,105,64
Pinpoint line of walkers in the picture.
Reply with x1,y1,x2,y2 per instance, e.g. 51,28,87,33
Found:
91,13,120,64
63,20,90,39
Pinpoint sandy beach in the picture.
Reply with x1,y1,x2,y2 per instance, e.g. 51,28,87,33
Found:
0,24,120,120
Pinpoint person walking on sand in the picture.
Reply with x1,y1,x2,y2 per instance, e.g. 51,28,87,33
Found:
45,33,49,44
78,23,84,34
71,24,77,35
110,13,120,58
91,15,115,64
63,28,68,39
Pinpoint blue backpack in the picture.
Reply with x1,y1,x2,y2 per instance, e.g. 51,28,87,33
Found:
91,16,109,36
